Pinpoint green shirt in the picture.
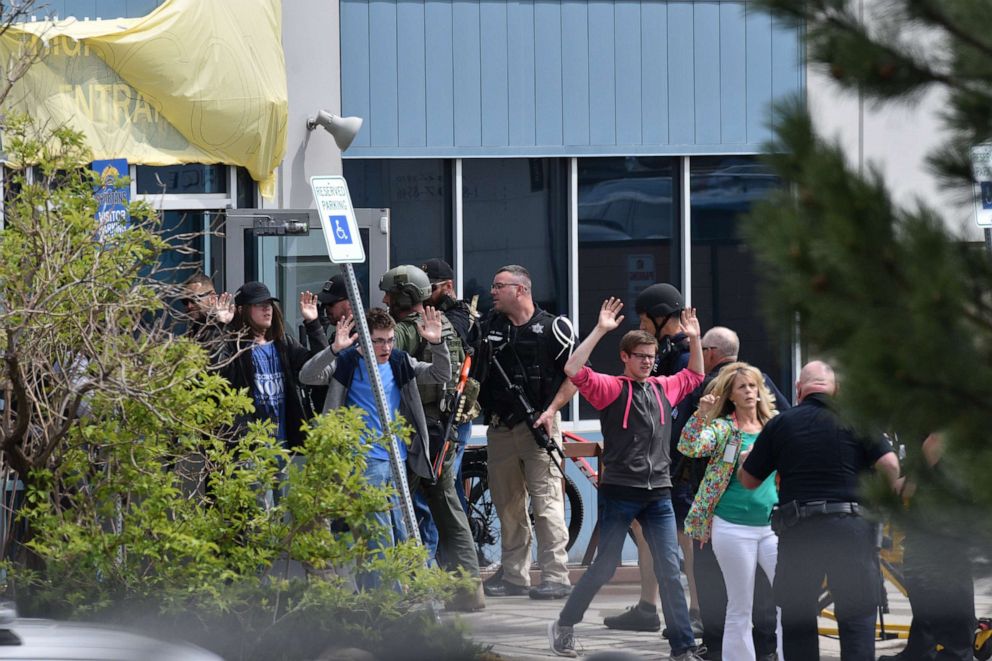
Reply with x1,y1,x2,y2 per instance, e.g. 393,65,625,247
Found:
713,431,777,527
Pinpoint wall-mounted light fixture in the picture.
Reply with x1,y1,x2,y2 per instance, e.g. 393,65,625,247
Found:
305,111,363,151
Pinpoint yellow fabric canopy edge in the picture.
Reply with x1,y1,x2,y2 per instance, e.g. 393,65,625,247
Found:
1,0,287,198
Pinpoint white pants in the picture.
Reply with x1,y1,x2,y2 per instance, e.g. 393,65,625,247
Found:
711,515,783,661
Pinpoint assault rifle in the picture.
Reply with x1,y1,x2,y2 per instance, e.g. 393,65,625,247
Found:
432,356,472,482
489,352,565,464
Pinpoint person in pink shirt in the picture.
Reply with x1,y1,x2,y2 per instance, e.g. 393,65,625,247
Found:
548,297,706,661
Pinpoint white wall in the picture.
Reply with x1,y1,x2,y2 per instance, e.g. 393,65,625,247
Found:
806,61,982,243
272,0,345,210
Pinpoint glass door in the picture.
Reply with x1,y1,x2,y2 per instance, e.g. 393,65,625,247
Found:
224,208,390,333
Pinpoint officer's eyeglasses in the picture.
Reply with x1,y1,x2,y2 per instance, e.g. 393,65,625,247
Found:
491,282,524,291
371,337,395,347
630,352,656,362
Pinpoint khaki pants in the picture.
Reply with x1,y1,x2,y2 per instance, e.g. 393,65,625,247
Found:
486,415,570,587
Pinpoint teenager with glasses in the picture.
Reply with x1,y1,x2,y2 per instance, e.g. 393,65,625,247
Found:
548,296,706,660
298,306,451,590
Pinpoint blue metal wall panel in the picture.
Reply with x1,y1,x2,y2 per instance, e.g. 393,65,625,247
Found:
425,1,455,146
341,0,372,149
479,1,509,147
693,2,722,145
641,2,670,145
720,1,748,144
451,1,482,146
369,0,399,146
507,0,537,146
397,0,427,147
588,0,616,146
745,6,774,146
614,1,642,146
771,15,803,105
667,3,695,146
534,0,564,146
560,1,590,146
340,0,804,158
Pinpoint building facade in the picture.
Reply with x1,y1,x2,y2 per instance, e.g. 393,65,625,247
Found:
24,0,804,426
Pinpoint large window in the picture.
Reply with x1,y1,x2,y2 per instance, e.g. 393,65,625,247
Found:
577,156,680,416
462,158,569,316
690,156,792,399
343,159,452,269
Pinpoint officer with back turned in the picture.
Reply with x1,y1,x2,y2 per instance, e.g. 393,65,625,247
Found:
739,361,900,660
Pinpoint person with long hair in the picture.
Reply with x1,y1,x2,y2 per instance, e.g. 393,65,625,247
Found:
219,281,327,450
678,362,782,661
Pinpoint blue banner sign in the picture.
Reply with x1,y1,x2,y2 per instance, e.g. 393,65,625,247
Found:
92,158,130,240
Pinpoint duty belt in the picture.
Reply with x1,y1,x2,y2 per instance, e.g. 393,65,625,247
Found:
797,500,860,517
771,499,861,534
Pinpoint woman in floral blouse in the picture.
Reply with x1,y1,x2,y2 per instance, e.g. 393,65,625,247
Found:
678,362,781,661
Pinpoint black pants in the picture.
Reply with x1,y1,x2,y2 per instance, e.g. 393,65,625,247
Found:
693,538,778,657
775,514,880,661
899,525,974,660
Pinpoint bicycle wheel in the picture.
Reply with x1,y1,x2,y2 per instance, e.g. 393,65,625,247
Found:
461,450,584,570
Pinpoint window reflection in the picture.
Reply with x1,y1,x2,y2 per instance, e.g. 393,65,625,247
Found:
690,156,792,398
136,164,228,195
462,158,569,317
577,157,679,417
343,159,452,268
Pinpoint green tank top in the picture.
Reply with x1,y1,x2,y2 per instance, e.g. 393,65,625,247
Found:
714,431,777,527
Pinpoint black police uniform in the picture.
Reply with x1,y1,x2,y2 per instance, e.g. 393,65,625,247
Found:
743,393,893,661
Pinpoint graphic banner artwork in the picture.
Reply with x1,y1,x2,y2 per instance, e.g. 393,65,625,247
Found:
1,0,287,198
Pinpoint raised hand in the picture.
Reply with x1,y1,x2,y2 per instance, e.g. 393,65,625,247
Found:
681,306,701,340
697,392,718,417
332,314,357,353
416,306,443,344
300,290,319,322
596,297,625,332
212,292,235,325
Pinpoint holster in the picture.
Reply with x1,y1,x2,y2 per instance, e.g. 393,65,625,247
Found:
770,500,801,535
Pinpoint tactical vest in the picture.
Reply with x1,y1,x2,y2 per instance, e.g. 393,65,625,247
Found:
479,309,567,426
397,311,465,419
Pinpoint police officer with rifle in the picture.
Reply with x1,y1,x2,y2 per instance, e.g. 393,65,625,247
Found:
477,265,577,601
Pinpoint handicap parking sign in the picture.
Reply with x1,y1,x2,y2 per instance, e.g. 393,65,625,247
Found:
310,176,365,263
329,214,353,244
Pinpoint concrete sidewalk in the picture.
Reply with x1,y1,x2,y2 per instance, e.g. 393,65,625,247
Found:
444,569,992,660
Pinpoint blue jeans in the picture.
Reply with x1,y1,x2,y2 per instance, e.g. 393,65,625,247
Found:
558,493,695,655
357,458,408,591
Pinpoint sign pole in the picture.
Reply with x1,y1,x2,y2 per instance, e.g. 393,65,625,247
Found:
309,175,420,545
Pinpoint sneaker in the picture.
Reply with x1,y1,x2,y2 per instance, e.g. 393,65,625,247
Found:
548,620,577,658
670,647,706,661
604,603,661,632
529,581,572,600
483,579,528,597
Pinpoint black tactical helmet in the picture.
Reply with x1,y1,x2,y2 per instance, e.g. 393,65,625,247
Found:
635,283,684,320
378,265,432,309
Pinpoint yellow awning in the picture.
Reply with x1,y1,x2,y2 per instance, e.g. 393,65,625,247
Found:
1,0,288,198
